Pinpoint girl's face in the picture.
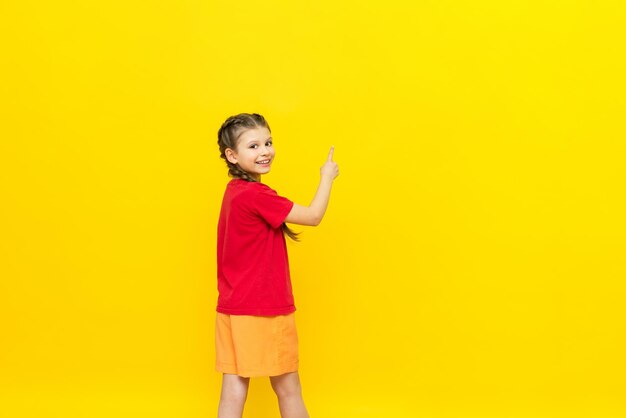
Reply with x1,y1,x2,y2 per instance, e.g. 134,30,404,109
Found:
225,126,275,181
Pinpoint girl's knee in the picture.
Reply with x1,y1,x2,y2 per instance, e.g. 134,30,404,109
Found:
221,373,250,401
270,371,302,398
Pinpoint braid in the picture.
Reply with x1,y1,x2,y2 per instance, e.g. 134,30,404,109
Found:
217,113,301,242
227,161,259,183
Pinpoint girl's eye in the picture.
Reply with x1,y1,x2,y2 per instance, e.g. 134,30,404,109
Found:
250,141,272,149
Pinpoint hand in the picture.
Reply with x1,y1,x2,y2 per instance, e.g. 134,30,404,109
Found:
321,146,339,180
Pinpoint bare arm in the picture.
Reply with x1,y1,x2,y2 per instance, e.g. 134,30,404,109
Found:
284,146,339,226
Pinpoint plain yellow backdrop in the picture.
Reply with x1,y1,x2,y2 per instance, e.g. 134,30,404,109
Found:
1,1,625,417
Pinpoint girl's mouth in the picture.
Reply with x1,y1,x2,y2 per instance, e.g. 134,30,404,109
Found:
256,159,270,166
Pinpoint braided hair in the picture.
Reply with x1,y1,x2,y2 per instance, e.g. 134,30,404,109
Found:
217,113,301,242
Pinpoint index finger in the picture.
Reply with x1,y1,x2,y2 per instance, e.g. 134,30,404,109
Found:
327,146,334,162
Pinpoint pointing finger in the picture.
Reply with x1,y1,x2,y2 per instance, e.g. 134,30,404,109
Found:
328,146,334,162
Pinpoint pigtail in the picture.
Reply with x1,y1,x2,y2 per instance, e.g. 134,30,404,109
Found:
282,222,301,242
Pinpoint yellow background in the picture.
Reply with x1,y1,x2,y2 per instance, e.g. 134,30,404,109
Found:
1,1,625,417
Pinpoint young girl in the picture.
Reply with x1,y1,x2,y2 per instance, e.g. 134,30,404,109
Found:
215,113,339,418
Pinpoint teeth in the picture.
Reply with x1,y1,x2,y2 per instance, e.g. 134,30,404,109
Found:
257,160,269,164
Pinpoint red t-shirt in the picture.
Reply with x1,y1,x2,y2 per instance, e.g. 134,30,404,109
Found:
216,178,296,316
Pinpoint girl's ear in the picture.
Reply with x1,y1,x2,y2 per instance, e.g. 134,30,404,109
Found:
225,148,237,164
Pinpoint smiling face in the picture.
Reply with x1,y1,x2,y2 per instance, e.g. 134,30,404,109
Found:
225,126,275,182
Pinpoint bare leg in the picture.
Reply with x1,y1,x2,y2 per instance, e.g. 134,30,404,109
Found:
270,371,309,418
218,373,250,418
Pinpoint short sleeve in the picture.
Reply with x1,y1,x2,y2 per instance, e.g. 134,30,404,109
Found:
250,184,294,229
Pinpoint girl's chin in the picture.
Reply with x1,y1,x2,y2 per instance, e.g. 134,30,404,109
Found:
250,169,270,176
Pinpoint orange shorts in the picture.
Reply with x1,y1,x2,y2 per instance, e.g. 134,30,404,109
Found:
215,311,299,378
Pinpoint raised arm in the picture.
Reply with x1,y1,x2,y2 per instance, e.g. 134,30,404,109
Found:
284,146,339,226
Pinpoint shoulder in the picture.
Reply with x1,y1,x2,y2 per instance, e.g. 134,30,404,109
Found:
229,179,283,199
248,181,277,195
228,180,274,203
